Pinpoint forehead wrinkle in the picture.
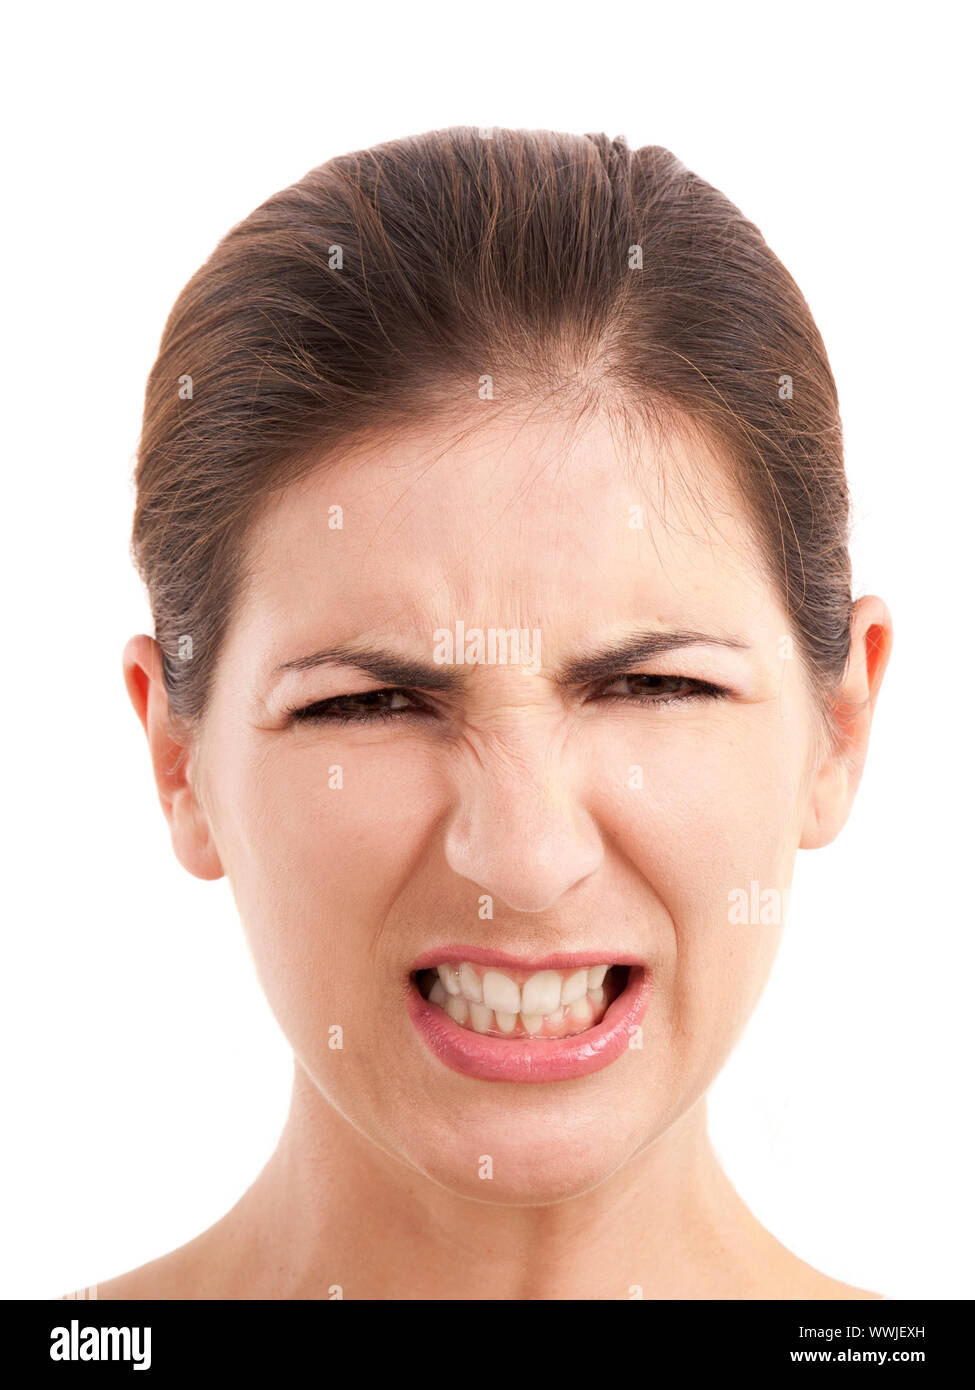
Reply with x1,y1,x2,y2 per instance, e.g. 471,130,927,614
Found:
241,411,777,692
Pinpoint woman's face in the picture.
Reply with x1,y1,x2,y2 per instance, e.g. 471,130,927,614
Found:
190,411,826,1203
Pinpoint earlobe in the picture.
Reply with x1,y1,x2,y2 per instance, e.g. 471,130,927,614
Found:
122,634,225,882
799,596,893,850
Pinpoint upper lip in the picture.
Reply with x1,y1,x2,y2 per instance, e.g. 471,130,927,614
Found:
411,944,644,973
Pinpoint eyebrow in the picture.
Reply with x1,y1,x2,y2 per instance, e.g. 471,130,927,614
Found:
269,628,751,693
559,628,751,685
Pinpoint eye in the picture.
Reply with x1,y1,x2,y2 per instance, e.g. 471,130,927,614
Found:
287,688,426,725
594,673,728,706
287,673,728,727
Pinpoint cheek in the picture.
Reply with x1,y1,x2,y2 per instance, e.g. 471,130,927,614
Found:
592,709,807,1045
207,737,441,1020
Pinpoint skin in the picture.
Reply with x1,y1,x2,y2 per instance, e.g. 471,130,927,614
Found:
110,407,892,1299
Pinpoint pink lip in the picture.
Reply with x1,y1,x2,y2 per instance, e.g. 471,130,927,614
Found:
406,956,652,1084
411,944,646,974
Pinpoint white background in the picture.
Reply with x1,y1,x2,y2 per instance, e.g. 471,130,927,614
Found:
2,0,972,1300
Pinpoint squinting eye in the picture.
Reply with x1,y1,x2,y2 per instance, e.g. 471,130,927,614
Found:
287,674,728,727
288,688,423,725
596,674,727,705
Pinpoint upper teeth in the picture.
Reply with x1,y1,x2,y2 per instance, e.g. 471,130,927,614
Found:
436,962,609,1014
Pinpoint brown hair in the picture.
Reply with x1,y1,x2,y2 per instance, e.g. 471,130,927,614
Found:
131,127,851,745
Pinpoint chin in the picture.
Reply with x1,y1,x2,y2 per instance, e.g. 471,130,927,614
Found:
397,1102,646,1206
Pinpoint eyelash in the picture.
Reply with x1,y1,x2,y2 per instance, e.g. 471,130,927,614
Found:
286,675,729,726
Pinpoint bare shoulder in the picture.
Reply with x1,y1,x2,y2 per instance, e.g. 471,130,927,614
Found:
744,1223,884,1300
89,1187,271,1299
777,1255,884,1301
91,1234,212,1301
808,1273,884,1300
88,1195,264,1301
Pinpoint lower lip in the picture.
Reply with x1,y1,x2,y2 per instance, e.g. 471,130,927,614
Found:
406,967,652,1083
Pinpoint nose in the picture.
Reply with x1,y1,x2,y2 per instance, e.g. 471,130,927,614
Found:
442,726,605,913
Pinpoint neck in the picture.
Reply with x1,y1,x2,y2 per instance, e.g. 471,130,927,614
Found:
214,1062,783,1300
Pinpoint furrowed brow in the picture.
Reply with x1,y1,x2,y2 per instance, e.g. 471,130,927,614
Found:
270,643,468,693
557,629,751,686
269,628,750,694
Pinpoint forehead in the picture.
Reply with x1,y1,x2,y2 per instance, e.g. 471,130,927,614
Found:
234,410,776,659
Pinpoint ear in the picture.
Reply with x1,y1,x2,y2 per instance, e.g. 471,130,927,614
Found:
122,634,224,881
800,595,893,850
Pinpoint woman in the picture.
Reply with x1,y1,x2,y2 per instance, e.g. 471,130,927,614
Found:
72,127,892,1299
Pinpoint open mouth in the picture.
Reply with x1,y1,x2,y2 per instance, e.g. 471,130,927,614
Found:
413,961,631,1040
